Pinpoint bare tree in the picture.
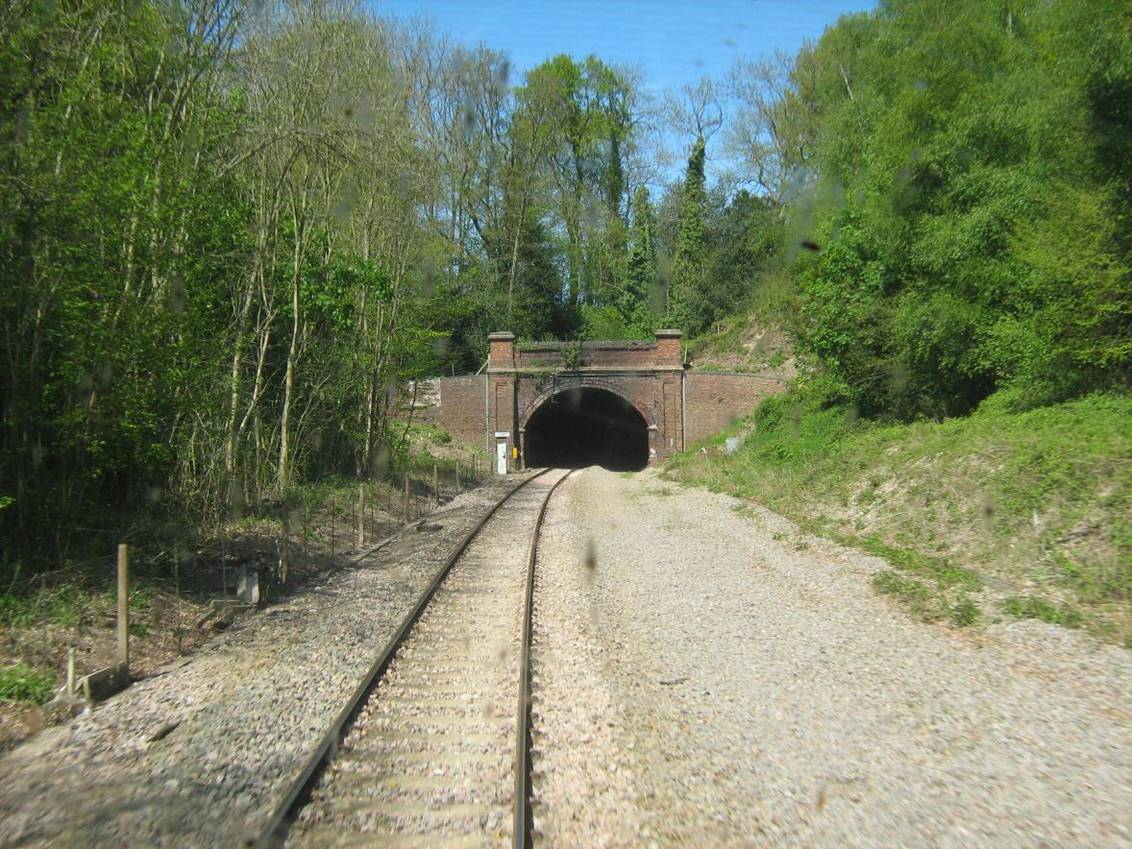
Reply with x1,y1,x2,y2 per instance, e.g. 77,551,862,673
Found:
664,75,724,144
726,49,819,198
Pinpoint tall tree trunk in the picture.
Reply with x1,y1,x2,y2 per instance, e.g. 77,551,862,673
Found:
507,192,530,319
277,191,307,490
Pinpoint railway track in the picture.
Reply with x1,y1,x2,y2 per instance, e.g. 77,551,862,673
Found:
255,467,572,849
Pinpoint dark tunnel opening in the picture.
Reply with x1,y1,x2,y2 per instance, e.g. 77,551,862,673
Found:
524,388,649,472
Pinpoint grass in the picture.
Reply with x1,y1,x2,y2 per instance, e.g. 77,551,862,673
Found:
0,582,151,629
686,307,794,375
853,535,982,626
1002,596,1083,629
856,535,981,591
0,663,56,704
871,570,982,627
687,274,799,371
667,387,1130,644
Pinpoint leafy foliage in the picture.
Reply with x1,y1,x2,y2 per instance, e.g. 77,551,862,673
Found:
666,136,709,334
2,0,1128,596
758,0,1132,416
0,664,56,705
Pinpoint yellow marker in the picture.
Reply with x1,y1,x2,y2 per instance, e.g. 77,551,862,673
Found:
512,446,519,460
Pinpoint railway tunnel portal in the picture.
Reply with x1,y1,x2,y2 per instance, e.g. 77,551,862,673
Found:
523,386,650,471
407,330,785,472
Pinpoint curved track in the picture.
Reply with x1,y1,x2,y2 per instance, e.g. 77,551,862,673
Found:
258,468,572,849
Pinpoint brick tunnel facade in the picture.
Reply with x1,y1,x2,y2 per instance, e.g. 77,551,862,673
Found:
404,331,784,472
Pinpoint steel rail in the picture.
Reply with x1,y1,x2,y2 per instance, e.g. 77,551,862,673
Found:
249,468,552,849
513,467,575,849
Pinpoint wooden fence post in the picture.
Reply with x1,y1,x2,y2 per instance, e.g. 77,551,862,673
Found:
116,543,129,672
174,546,183,655
357,483,365,548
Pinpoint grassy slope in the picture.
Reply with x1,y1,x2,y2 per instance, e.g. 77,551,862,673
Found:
665,390,1131,646
686,310,797,378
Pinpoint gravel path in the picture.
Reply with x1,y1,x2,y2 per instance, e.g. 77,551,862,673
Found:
0,474,532,849
530,467,1132,848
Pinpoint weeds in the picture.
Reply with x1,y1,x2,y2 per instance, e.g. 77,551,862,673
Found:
949,597,982,627
1002,596,1083,628
0,578,153,629
856,536,981,591
0,664,56,704
872,570,933,615
871,569,981,627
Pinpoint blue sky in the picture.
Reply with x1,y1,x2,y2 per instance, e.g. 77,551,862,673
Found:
375,1,876,95
374,1,877,181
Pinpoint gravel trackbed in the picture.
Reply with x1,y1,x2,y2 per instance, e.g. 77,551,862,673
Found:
2,466,1128,849
0,475,531,849
529,468,1131,849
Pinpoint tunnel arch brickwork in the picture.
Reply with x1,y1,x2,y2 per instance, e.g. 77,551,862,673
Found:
518,376,651,433
405,331,786,470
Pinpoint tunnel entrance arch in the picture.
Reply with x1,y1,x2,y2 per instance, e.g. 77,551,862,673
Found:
521,386,650,471
412,330,787,473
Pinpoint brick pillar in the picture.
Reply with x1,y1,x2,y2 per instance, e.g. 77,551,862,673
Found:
655,329,682,366
487,331,515,369
487,332,516,472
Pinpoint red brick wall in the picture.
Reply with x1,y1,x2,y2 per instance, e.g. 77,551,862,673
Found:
655,331,682,366
684,372,785,445
398,380,440,426
516,341,664,370
488,337,514,368
441,377,488,452
397,377,488,453
413,372,781,462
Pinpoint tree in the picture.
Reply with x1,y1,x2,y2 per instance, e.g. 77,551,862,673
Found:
666,136,709,334
622,185,658,330
515,54,639,308
752,0,1132,416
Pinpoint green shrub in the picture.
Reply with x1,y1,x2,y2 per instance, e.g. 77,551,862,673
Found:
0,593,37,628
0,664,56,704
